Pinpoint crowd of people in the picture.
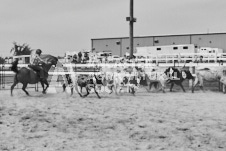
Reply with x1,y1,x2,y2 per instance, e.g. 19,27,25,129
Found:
67,52,141,65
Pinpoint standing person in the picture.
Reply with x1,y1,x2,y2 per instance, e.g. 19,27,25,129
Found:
28,49,45,81
78,52,82,63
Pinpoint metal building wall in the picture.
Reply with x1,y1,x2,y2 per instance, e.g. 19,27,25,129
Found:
92,38,121,56
153,35,190,46
91,33,226,56
121,37,154,56
191,34,226,50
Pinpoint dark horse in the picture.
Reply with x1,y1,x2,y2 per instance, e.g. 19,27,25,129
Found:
11,54,58,96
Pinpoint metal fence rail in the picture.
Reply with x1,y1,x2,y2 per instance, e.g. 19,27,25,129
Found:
1,61,225,91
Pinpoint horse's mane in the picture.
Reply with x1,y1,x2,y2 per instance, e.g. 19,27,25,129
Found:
40,54,58,65
30,50,58,65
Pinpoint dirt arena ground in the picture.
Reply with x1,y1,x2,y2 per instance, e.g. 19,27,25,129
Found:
0,87,226,151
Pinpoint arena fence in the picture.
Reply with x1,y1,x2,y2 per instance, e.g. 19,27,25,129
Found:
0,62,225,91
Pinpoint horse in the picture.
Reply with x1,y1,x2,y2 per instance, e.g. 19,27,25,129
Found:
192,66,226,93
11,54,58,96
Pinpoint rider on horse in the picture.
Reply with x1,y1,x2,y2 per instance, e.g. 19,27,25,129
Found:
28,49,45,81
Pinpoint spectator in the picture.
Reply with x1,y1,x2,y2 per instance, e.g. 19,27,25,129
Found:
72,54,77,63
78,52,82,63
200,56,203,63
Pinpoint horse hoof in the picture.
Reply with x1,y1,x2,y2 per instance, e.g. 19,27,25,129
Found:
42,91,46,94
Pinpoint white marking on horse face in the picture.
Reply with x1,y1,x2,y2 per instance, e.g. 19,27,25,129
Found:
182,71,187,79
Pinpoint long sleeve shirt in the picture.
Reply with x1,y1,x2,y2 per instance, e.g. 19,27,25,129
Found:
30,54,45,65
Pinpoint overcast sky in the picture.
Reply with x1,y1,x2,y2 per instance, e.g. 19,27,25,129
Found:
1,0,226,57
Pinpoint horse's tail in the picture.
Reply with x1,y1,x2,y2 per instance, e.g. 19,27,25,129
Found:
11,59,19,73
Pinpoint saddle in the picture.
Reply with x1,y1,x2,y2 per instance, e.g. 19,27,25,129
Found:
27,66,38,74
27,65,48,79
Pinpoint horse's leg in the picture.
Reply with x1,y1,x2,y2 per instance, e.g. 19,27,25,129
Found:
41,79,49,94
22,83,29,96
40,81,45,93
94,86,101,99
170,83,174,92
11,81,18,96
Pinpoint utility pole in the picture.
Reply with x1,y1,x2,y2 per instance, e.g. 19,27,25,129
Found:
126,0,136,59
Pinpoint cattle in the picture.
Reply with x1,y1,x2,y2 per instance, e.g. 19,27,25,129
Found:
164,67,194,92
63,73,104,98
192,66,226,93
136,67,194,93
102,67,141,95
77,74,104,98
136,67,169,93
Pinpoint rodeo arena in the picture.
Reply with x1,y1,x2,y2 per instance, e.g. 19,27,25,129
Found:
1,2,226,151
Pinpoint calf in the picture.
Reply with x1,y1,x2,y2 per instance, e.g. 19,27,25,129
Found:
164,67,194,92
63,73,104,98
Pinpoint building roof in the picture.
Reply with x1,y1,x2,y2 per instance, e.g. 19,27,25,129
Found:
91,32,226,40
